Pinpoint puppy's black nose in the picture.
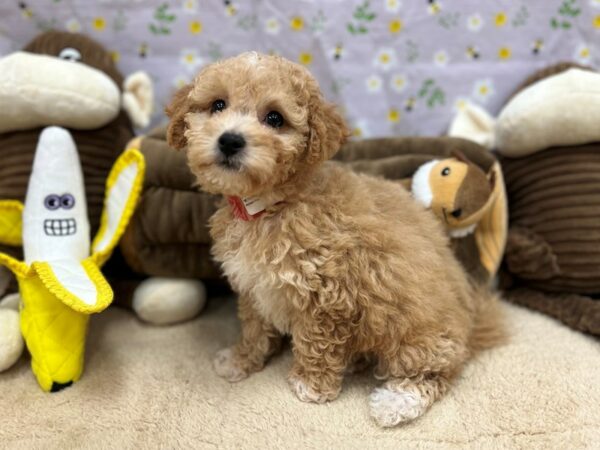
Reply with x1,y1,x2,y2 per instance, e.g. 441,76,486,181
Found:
450,208,462,218
50,381,73,393
218,132,246,157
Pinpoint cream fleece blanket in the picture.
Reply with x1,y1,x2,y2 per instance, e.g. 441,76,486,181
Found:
1,298,599,449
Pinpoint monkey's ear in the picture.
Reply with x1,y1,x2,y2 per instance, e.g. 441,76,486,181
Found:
165,84,193,151
122,71,154,129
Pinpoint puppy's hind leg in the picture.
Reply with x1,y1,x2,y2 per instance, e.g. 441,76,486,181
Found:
369,374,450,427
214,293,282,382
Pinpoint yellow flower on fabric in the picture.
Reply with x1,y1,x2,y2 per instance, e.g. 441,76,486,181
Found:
593,15,600,28
189,20,202,34
110,51,120,63
265,18,281,34
389,19,403,33
472,79,494,103
498,46,512,60
352,127,363,138
92,17,106,31
494,12,507,27
390,74,408,93
290,16,304,31
298,52,313,65
387,108,401,123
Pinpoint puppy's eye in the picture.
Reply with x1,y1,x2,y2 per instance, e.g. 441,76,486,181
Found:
265,111,284,128
441,167,450,176
211,99,227,113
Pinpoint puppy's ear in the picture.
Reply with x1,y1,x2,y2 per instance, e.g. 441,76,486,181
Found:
165,84,193,150
306,88,349,164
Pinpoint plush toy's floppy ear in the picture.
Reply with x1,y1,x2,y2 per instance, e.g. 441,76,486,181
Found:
31,257,113,313
91,148,145,266
448,102,496,149
122,71,154,129
165,84,193,150
0,200,23,247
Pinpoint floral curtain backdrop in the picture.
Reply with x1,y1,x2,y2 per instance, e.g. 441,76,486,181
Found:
0,0,599,138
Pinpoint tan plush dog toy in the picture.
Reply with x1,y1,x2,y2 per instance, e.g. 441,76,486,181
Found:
411,152,506,282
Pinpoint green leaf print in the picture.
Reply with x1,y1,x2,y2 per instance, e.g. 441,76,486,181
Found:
550,0,580,30
149,3,176,35
347,1,376,35
417,79,445,109
512,5,529,27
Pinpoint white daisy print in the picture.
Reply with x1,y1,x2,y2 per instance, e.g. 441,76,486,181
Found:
385,0,401,13
366,75,383,93
472,79,495,104
173,74,191,89
590,0,600,9
65,18,81,33
373,48,397,71
182,0,198,13
453,97,470,113
264,17,281,34
390,74,408,93
180,48,203,70
433,50,449,67
352,119,371,138
467,13,484,31
574,43,592,64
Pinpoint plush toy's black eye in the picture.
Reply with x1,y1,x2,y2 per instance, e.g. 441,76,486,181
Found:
60,194,76,209
451,208,462,218
211,99,227,113
58,47,81,62
265,111,284,128
44,194,61,210
441,167,450,176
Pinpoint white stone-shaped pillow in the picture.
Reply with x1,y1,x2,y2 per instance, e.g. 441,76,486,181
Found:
496,68,600,157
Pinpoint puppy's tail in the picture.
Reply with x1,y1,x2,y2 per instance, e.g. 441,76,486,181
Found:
468,287,507,354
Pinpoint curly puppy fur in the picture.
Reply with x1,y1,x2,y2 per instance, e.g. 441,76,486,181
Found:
166,52,503,427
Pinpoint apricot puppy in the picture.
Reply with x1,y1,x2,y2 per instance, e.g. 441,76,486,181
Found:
166,52,503,427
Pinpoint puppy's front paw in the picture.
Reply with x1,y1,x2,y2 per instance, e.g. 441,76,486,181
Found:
369,387,426,427
213,347,248,382
288,375,339,404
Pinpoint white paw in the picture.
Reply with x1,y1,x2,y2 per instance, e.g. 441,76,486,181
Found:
213,348,248,382
369,387,426,427
288,376,329,404
0,309,24,372
132,277,206,325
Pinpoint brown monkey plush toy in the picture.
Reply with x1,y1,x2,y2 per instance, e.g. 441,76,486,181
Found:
0,31,205,375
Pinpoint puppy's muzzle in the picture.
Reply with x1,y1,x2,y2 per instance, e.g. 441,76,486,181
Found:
218,132,246,158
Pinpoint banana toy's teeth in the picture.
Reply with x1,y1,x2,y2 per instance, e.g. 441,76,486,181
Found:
23,126,90,264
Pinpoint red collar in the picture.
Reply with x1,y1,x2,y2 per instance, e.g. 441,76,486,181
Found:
227,196,266,221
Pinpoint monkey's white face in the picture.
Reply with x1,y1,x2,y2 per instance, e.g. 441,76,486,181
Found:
0,37,153,132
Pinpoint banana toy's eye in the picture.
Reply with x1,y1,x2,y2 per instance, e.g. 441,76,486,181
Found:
441,167,451,176
44,194,61,210
60,194,76,209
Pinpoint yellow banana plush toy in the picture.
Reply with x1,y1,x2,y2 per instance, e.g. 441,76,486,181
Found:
0,126,144,392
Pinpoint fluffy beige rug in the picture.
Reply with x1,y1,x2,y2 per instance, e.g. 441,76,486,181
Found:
1,298,599,449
